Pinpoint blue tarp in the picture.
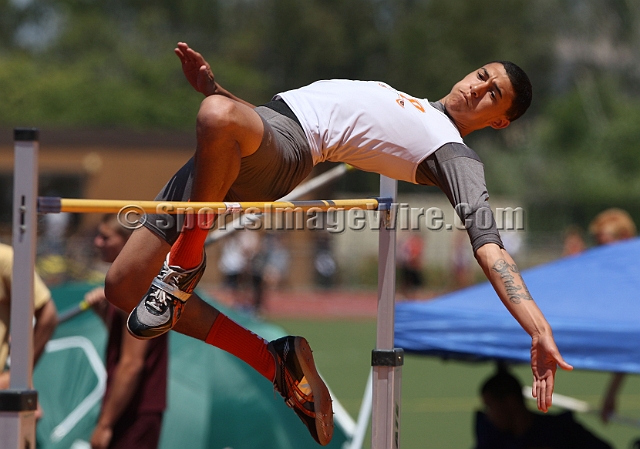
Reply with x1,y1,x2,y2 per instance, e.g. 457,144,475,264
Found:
395,237,640,374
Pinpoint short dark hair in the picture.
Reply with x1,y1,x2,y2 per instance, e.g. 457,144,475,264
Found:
492,60,532,122
101,214,133,240
480,364,524,404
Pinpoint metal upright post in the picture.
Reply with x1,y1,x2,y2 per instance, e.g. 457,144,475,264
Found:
371,175,403,449
0,128,40,449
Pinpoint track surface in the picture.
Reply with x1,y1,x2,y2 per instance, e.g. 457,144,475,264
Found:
206,286,438,319
206,287,380,319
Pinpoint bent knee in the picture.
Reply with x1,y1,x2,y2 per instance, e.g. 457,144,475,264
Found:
197,96,242,133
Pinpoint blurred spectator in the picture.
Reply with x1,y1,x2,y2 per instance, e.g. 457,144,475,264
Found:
218,230,260,310
562,225,586,257
451,230,474,289
589,208,636,246
86,215,168,449
397,234,424,299
313,231,337,288
589,208,637,424
261,233,290,290
0,242,58,419
474,364,612,449
250,232,290,313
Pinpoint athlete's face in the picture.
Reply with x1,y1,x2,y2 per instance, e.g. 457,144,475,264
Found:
441,62,515,136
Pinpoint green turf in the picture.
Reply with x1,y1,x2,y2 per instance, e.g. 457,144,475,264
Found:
273,318,640,449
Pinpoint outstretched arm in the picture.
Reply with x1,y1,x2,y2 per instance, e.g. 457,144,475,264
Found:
423,146,573,411
174,42,256,108
475,243,573,412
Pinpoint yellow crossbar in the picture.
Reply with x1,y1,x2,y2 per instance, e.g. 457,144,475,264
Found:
38,197,384,214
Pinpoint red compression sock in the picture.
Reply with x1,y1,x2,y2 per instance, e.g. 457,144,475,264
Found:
168,211,215,269
205,314,275,382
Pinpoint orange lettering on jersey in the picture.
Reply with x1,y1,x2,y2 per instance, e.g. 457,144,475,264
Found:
399,93,425,112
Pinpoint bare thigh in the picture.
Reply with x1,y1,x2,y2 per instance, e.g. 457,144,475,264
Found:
105,226,169,312
143,106,312,244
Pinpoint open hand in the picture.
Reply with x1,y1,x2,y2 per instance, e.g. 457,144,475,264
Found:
84,287,107,307
174,42,216,96
530,333,573,412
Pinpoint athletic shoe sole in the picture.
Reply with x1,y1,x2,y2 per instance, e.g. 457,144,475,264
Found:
293,337,334,445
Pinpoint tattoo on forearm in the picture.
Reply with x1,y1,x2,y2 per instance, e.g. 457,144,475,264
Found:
492,259,533,304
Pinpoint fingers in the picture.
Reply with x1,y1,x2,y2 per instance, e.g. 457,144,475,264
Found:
174,42,201,66
174,47,185,62
84,287,106,306
530,334,574,413
175,42,189,58
545,372,554,411
178,43,205,64
532,360,560,413
538,379,547,412
557,357,574,371
533,377,550,412
539,354,572,413
174,42,190,62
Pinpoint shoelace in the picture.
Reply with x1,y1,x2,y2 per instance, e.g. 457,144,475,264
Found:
146,266,185,312
147,288,169,313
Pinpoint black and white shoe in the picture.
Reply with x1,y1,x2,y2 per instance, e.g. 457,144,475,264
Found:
127,252,206,339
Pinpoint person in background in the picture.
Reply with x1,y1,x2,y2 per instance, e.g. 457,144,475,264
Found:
561,225,586,257
451,229,475,289
218,230,260,310
86,215,168,449
589,208,636,247
0,242,58,419
475,364,612,449
249,232,290,313
588,208,637,424
397,233,425,299
313,231,337,289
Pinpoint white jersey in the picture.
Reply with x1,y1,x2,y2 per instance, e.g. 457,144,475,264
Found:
278,79,464,184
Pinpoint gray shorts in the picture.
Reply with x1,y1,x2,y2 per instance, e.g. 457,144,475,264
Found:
143,105,313,244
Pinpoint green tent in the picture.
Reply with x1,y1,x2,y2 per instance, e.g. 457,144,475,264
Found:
34,283,351,449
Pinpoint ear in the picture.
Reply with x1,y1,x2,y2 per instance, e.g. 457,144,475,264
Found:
490,117,511,130
491,117,511,129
